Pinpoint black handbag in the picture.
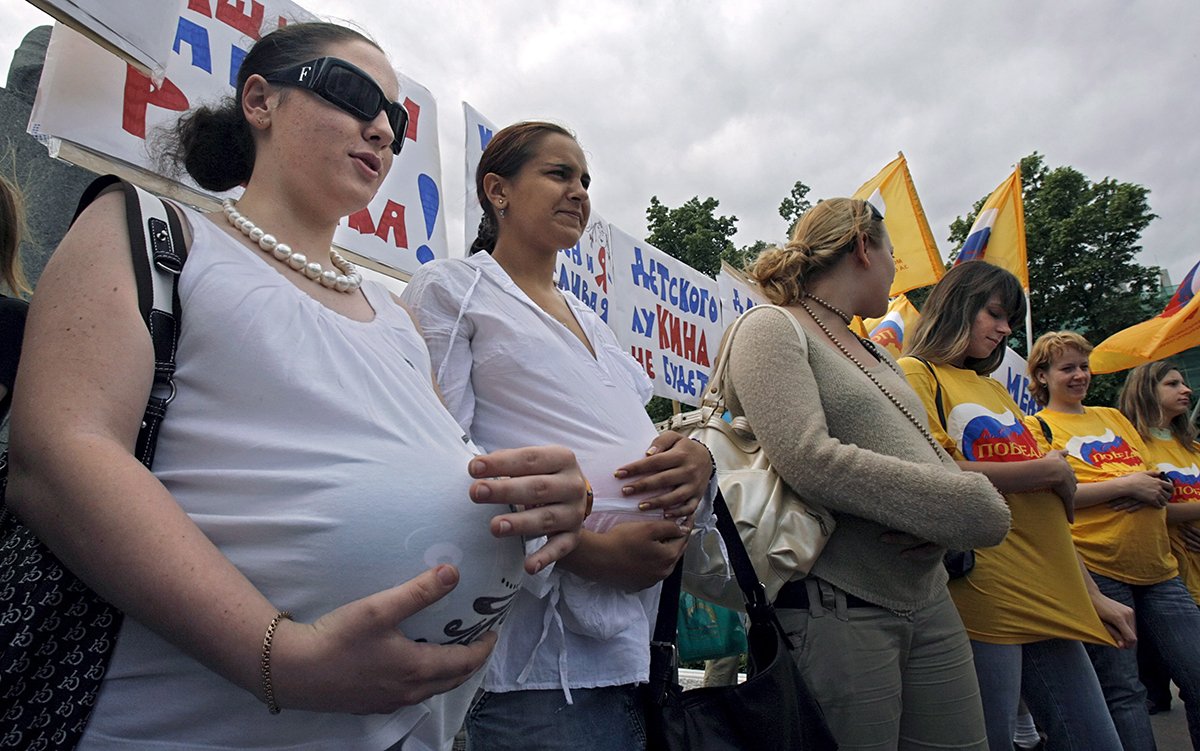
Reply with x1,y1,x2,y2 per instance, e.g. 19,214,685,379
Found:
642,491,838,750
0,176,188,750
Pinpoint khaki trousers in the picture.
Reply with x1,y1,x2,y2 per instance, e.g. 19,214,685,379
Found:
777,580,987,751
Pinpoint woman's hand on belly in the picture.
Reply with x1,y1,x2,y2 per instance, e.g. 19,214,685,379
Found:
561,519,690,591
271,564,497,713
467,445,588,574
613,431,713,520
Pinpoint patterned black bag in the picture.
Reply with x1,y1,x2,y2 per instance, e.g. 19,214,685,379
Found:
0,176,188,750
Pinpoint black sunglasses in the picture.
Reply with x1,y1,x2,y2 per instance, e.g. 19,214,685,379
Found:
263,57,408,155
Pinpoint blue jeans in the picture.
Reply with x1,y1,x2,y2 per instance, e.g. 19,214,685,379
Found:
1085,573,1200,751
971,639,1121,751
465,684,646,751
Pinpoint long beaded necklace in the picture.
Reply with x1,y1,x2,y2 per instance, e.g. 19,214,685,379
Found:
222,199,362,293
805,293,853,326
800,294,945,457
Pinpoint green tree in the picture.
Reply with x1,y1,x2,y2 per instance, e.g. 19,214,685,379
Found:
642,195,739,423
778,180,813,237
724,239,771,271
948,152,1161,406
645,195,738,278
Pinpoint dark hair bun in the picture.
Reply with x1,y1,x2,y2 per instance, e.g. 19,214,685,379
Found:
174,102,255,192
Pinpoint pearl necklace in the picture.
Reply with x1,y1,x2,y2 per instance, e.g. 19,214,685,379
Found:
796,296,944,457
221,199,362,293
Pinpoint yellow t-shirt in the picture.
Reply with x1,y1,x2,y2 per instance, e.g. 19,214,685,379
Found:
900,358,1112,645
1140,432,1200,602
1028,406,1177,585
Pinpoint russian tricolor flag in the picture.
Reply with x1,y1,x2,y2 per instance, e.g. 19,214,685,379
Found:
958,208,999,263
953,168,1027,290
1091,255,1200,373
1162,259,1200,318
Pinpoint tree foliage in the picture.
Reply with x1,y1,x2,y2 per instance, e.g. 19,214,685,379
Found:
725,239,771,271
947,152,1161,406
645,195,738,279
778,180,813,237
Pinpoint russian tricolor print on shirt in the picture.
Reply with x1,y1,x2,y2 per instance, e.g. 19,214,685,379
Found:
1066,430,1142,468
948,404,1041,463
1158,462,1200,503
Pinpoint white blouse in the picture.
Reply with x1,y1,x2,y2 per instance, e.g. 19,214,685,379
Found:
403,252,702,698
79,208,524,751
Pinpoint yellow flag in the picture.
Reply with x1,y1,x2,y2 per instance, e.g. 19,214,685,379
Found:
1091,259,1200,374
955,168,1028,289
852,154,943,296
859,294,922,358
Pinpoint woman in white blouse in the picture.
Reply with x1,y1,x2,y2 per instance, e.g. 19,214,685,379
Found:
403,121,714,750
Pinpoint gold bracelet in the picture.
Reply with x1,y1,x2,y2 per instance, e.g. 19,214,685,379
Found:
583,478,594,519
260,610,293,714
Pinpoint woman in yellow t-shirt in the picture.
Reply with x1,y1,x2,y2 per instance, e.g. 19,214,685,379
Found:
1119,362,1200,600
1118,361,1200,714
1028,332,1200,751
901,262,1124,751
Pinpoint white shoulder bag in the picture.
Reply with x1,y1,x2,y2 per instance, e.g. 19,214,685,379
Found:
667,304,835,611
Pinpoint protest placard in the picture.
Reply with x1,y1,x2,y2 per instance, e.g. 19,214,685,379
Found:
717,260,764,326
29,0,444,277
993,346,1038,416
462,101,495,255
557,213,612,323
609,226,723,405
29,0,183,79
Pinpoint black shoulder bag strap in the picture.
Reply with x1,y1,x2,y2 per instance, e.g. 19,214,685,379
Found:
910,355,947,431
73,175,188,467
0,175,189,751
1035,415,1054,446
647,490,788,704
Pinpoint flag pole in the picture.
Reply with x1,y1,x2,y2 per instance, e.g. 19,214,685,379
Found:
1024,292,1034,355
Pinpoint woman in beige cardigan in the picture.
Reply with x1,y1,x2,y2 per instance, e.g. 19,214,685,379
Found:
726,197,1010,751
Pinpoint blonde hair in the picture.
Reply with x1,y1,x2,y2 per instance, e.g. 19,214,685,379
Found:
1027,331,1093,407
0,174,30,297
748,197,885,306
1118,361,1197,445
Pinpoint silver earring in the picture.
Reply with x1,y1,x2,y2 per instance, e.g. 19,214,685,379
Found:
499,207,507,219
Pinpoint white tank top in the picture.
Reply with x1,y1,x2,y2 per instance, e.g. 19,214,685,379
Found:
79,207,524,751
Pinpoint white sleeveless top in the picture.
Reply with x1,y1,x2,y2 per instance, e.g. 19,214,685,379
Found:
79,207,524,751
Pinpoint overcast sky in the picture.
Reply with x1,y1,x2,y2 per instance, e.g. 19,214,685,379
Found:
2,0,1196,290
